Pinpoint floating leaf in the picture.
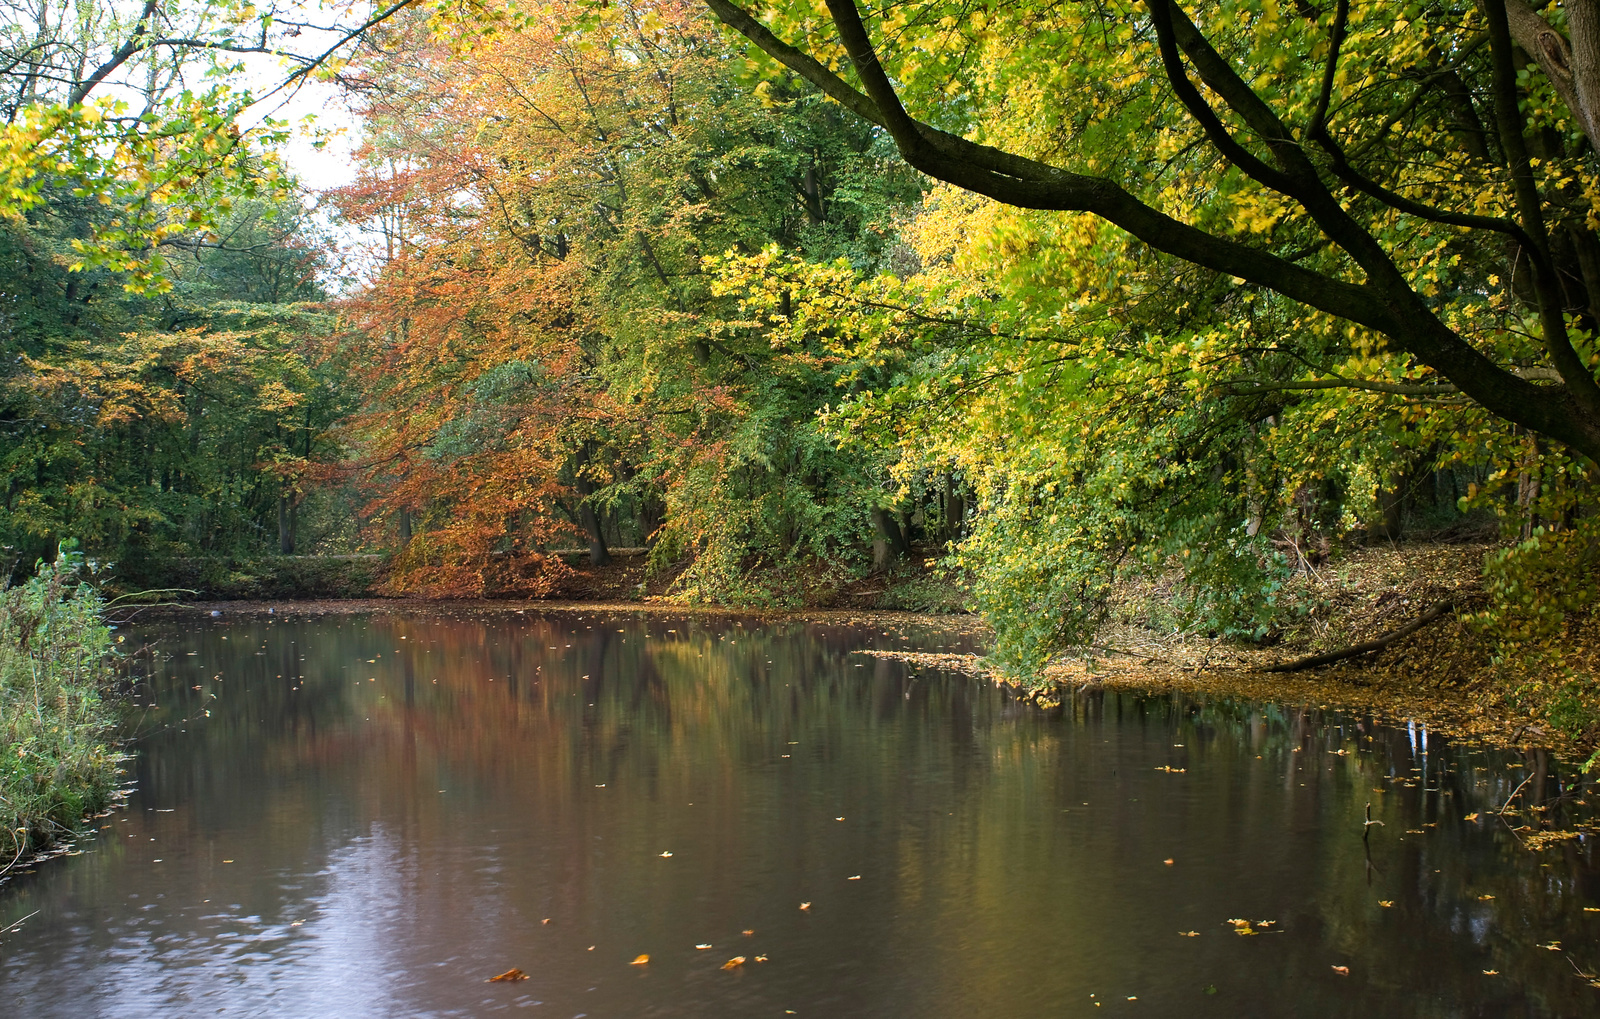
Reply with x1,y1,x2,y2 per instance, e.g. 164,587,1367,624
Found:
1483,970,1499,976
799,902,811,911
488,968,529,982
1378,900,1394,908
754,955,769,962
1331,965,1350,976
630,955,650,965
1163,858,1175,866
659,851,673,857
722,956,746,970
847,875,861,880
742,929,755,936
1179,931,1199,937
695,944,713,950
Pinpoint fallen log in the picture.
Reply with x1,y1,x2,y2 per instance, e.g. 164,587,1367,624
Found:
1265,599,1456,673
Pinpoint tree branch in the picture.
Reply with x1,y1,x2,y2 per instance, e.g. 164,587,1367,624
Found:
1220,377,1460,396
67,0,159,105
1265,599,1455,672
701,0,1600,461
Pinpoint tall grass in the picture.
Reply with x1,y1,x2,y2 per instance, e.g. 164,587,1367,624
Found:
0,551,121,872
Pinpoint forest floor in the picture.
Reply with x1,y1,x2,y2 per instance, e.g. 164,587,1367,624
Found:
127,540,1598,764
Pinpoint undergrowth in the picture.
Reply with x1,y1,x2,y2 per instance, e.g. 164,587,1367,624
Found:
0,549,122,873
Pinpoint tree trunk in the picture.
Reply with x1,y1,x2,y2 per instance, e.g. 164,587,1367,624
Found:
573,443,610,566
277,495,295,555
871,505,909,565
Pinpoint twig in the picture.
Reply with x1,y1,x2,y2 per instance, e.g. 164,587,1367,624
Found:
1498,772,1534,815
0,909,39,935
1363,801,1385,841
1265,599,1455,672
0,838,27,880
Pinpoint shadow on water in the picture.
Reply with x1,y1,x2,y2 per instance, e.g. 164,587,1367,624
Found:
0,612,1596,1017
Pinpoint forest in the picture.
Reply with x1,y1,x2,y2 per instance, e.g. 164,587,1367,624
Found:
5,0,1600,727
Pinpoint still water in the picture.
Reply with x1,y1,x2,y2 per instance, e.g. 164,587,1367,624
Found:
1,611,1598,1017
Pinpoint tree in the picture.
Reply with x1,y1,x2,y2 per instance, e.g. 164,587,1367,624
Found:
329,0,924,599
703,0,1600,464
0,0,419,286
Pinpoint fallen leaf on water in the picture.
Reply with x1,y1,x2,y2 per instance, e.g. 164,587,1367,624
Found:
799,902,811,911
722,956,746,970
541,918,550,925
1540,941,1562,951
1179,931,1199,937
1478,894,1495,901
1585,907,1600,913
487,969,529,982
1154,766,1186,773
1331,966,1349,976
695,944,713,950
835,817,845,821
630,955,649,965
754,955,769,963
1378,901,1394,908
1483,970,1499,976
1163,858,1175,866
659,851,673,858
742,930,755,936
847,875,861,881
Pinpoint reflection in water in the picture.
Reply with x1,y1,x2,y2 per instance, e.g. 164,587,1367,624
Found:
0,612,1596,1017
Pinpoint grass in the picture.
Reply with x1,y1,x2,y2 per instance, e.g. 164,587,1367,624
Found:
0,551,122,874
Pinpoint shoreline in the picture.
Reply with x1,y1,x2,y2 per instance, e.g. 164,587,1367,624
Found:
117,594,1594,766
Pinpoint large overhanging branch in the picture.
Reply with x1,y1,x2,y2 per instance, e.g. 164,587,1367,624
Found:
702,0,1396,334
700,0,1600,461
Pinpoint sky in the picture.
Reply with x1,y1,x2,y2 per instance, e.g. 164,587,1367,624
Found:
233,44,374,285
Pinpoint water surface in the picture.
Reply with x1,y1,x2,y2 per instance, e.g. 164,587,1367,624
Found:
1,611,1597,1017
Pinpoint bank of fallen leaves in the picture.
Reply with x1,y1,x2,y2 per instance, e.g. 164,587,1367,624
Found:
862,543,1599,763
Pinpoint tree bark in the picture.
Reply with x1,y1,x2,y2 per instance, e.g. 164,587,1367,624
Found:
1501,0,1600,157
573,443,610,566
871,506,909,564
277,495,296,555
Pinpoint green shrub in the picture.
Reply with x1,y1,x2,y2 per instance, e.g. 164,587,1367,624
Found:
0,549,122,867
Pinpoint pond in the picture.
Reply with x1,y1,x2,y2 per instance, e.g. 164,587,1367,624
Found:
1,611,1597,1017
